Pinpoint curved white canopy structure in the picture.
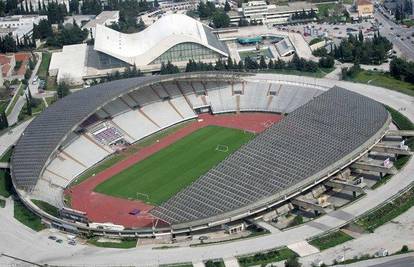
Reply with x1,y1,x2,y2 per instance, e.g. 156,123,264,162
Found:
94,14,229,66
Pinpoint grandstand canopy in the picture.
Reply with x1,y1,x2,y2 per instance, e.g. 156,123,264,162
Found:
94,14,229,66
151,87,390,227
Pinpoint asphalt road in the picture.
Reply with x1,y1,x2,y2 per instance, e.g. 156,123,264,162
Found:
374,9,414,61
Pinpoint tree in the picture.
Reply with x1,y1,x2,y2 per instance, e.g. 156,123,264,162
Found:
318,56,334,68
0,111,8,130
25,94,32,116
56,81,70,99
81,0,102,15
358,30,364,43
0,35,17,52
224,0,231,12
69,0,79,14
33,19,53,39
285,256,301,267
211,11,230,28
197,1,215,18
259,55,267,69
47,2,67,24
160,61,180,75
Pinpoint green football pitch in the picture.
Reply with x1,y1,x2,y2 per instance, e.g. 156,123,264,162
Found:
94,126,254,205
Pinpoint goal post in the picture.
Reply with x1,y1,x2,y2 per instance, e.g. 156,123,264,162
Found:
215,144,229,152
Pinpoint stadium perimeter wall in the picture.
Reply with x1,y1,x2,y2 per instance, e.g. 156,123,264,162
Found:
11,73,391,237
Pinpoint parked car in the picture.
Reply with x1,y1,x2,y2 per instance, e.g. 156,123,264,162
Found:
48,236,57,240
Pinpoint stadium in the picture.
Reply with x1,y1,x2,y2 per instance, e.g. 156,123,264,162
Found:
11,72,392,238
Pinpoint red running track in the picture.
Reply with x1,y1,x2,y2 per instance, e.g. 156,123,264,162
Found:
67,113,283,228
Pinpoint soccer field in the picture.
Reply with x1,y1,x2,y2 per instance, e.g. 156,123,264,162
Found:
94,126,254,205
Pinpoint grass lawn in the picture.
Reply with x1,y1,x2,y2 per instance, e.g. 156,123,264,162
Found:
0,100,10,114
88,237,137,249
70,121,194,187
31,199,59,217
402,19,414,27
14,200,45,231
261,67,333,78
94,126,254,205
239,48,273,61
5,83,23,116
160,264,193,267
0,147,13,162
238,247,297,267
205,260,225,267
356,186,414,232
351,70,414,97
309,231,353,251
37,52,51,80
0,170,12,198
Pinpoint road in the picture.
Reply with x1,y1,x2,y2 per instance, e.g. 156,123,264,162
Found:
374,9,414,61
0,74,413,266
6,95,25,126
0,119,32,157
338,253,414,267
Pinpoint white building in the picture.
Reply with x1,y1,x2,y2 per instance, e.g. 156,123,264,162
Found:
82,11,120,39
0,15,47,41
94,13,228,67
232,1,318,24
49,14,229,84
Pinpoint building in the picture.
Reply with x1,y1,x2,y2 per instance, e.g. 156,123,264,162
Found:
0,53,33,81
82,11,120,39
355,0,374,18
50,14,229,84
230,1,318,24
0,15,47,41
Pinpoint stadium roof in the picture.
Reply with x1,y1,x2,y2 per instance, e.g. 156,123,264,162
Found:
151,87,390,226
11,72,245,191
93,14,229,66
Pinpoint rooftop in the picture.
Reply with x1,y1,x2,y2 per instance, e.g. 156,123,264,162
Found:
83,11,119,29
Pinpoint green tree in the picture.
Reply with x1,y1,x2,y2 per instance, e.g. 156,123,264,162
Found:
0,111,8,130
211,11,230,28
259,55,267,69
224,0,231,12
25,94,32,116
285,256,301,267
56,81,70,99
69,0,79,14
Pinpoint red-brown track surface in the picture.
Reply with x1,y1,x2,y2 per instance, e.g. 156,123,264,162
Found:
67,113,283,228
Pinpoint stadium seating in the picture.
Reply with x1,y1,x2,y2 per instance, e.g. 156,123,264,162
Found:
93,126,124,145
162,82,183,98
151,87,389,224
176,81,206,108
45,153,86,183
239,82,269,111
101,98,130,117
111,109,160,141
151,83,170,99
141,101,184,128
63,135,110,167
207,81,236,113
129,86,160,106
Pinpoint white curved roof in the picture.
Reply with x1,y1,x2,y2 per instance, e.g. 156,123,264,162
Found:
94,14,228,66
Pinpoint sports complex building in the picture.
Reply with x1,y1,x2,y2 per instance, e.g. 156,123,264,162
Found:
49,14,229,85
10,71,402,239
